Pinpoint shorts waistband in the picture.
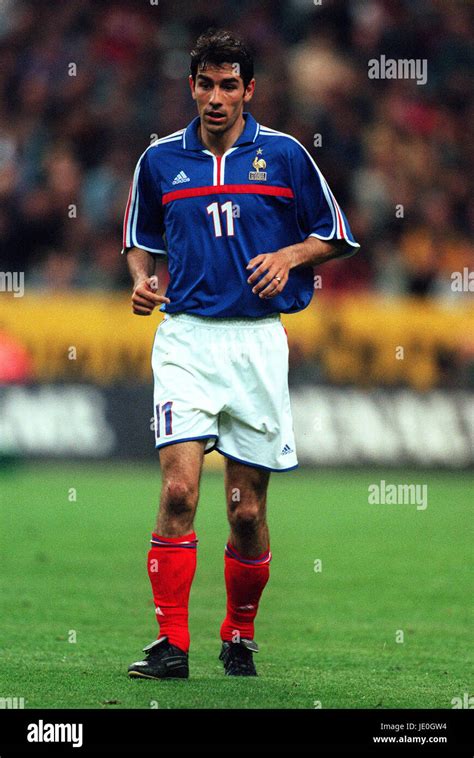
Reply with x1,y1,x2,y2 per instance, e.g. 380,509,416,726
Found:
164,313,281,329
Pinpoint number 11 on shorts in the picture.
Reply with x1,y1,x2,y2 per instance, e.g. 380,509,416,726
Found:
155,401,173,438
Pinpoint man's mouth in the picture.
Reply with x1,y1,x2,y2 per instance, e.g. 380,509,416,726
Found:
205,111,226,122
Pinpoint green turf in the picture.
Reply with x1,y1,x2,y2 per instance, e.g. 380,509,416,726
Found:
0,462,472,709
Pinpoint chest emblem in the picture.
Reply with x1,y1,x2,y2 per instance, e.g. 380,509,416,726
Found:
249,149,267,181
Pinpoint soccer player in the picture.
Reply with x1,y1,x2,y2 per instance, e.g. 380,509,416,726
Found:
124,29,359,679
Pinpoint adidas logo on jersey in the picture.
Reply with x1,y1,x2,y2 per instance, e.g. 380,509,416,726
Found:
281,444,294,455
172,170,190,185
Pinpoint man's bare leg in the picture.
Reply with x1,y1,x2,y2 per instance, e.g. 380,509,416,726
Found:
225,458,270,557
155,440,206,536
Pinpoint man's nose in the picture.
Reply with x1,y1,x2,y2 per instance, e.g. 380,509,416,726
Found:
209,87,222,104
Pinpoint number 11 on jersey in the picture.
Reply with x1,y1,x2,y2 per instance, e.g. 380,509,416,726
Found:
206,201,236,237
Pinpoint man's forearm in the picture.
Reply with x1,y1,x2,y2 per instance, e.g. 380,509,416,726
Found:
282,236,347,269
126,247,155,286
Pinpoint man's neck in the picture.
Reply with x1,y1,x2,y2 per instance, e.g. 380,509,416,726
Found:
198,113,246,156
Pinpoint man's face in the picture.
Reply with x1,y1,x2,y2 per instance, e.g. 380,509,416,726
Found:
189,63,255,135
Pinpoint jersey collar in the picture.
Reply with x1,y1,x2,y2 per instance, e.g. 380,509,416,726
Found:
183,112,260,151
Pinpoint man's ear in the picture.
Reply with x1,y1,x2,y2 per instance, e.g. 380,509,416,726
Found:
189,75,196,100
243,78,255,103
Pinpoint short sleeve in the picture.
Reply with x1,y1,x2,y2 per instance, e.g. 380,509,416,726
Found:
122,148,167,255
291,143,360,258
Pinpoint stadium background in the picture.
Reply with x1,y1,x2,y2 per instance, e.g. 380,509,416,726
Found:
0,0,472,711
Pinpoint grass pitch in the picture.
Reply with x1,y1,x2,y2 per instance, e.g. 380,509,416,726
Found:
0,462,472,709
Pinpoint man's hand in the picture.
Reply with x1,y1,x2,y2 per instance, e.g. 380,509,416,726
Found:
247,237,344,298
132,275,170,315
246,250,295,299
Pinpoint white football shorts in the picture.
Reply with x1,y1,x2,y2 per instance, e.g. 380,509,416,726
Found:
151,313,298,472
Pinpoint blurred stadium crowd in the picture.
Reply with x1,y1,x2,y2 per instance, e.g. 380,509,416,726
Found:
0,0,472,297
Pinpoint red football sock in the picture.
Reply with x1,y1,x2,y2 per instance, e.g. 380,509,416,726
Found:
147,531,198,652
220,542,271,643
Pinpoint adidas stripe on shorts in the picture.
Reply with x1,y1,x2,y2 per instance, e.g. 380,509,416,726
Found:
151,313,298,472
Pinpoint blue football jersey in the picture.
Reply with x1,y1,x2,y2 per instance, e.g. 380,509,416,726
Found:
123,112,359,317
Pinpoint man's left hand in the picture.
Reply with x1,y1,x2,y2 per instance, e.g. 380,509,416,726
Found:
246,250,294,299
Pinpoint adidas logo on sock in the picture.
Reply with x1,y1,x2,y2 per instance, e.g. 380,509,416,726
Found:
281,444,294,455
172,170,190,185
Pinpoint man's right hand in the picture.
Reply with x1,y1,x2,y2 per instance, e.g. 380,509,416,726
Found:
131,275,170,315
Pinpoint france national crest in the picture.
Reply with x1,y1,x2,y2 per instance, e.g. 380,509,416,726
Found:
249,148,267,180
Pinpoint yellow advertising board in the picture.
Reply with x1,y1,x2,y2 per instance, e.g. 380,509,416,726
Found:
0,294,472,390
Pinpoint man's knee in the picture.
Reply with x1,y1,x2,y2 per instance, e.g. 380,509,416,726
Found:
162,478,198,517
228,502,263,536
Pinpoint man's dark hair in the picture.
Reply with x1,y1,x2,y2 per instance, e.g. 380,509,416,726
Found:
190,28,254,89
